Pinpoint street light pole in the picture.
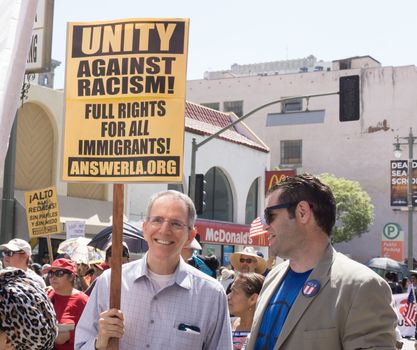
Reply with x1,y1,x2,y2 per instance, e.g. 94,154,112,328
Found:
394,127,416,271
407,129,415,271
189,91,338,203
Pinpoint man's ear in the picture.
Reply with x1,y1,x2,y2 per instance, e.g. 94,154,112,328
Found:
185,227,197,246
297,201,312,223
190,227,197,239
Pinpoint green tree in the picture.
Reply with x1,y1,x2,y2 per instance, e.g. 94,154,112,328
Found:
318,173,374,243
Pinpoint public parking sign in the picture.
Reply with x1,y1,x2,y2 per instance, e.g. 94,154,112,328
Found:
381,223,403,261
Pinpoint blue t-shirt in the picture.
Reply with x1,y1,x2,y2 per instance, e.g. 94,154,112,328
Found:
254,268,312,350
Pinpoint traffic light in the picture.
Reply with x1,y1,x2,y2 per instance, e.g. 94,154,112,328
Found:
339,75,360,122
194,174,206,215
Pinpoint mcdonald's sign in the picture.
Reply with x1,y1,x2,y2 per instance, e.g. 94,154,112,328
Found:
265,170,296,194
195,219,268,246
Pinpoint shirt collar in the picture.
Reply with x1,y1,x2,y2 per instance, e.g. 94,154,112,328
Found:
135,253,192,290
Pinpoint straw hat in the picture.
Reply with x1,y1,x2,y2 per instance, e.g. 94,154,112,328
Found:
230,247,267,274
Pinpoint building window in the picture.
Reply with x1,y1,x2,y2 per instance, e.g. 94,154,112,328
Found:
282,99,302,113
200,167,233,222
339,60,351,70
245,178,259,224
224,100,243,117
280,140,302,166
201,102,220,111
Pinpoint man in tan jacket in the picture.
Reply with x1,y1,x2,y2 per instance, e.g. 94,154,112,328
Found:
246,174,397,350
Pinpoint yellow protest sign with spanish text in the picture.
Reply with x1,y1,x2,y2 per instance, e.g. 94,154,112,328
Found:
62,18,189,182
24,186,61,238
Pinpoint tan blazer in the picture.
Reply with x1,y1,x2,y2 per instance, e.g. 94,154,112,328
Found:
245,245,397,350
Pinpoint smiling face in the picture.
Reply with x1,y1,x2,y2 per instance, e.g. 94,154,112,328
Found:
264,189,301,259
143,194,194,274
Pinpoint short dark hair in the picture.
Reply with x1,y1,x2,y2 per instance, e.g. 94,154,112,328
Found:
105,246,130,260
266,174,336,236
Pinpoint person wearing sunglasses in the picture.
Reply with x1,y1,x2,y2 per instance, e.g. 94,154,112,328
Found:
46,258,88,350
230,246,267,274
0,238,46,288
75,190,232,350
246,174,397,350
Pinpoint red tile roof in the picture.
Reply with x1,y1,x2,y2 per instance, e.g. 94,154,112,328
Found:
185,102,269,152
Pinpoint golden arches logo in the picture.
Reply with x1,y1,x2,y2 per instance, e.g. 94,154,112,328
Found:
267,174,287,191
258,234,266,246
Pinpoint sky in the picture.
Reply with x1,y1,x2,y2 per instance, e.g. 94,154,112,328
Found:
51,0,417,89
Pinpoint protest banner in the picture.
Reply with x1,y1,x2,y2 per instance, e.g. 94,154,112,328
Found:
394,292,416,337
24,185,61,237
62,18,189,182
65,220,86,239
24,186,61,262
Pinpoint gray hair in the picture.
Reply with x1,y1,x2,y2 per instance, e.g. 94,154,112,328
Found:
146,190,196,229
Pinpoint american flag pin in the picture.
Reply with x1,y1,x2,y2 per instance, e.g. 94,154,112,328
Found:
302,279,321,298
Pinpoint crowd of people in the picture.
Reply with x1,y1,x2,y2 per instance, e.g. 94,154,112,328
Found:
0,174,407,349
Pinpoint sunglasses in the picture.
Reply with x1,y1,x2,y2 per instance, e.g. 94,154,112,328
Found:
47,270,72,278
1,250,25,257
264,202,298,225
239,258,255,264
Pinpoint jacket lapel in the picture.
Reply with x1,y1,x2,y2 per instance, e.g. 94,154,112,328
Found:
274,245,336,350
248,261,290,348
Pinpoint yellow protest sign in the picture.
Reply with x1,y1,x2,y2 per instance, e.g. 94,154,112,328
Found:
62,18,189,182
24,186,61,238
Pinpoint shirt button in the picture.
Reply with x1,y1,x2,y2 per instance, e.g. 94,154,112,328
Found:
150,320,154,324
153,296,157,300
146,345,150,348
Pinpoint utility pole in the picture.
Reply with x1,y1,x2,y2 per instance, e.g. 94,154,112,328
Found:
189,91,338,203
394,128,417,271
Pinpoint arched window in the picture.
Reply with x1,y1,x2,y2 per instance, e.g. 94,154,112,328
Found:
15,103,54,190
200,167,233,221
245,178,259,224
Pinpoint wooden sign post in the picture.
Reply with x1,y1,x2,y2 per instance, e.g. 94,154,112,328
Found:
108,184,124,350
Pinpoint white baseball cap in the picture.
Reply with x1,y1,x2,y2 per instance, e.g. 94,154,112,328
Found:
187,238,202,250
0,238,32,256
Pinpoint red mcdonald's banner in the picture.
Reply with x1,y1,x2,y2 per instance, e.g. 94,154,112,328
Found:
265,170,296,194
195,219,268,246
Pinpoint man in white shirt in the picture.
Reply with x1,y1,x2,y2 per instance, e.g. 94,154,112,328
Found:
75,190,232,350
0,238,46,288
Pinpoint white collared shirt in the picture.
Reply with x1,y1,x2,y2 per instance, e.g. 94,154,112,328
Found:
75,254,232,350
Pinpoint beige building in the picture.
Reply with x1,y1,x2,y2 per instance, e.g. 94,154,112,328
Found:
186,55,417,263
0,83,269,263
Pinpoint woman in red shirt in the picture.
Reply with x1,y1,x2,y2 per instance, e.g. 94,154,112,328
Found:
47,258,89,350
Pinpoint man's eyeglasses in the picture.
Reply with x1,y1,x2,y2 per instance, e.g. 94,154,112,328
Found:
1,250,25,257
47,270,71,278
264,202,298,225
239,258,255,264
147,216,190,231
